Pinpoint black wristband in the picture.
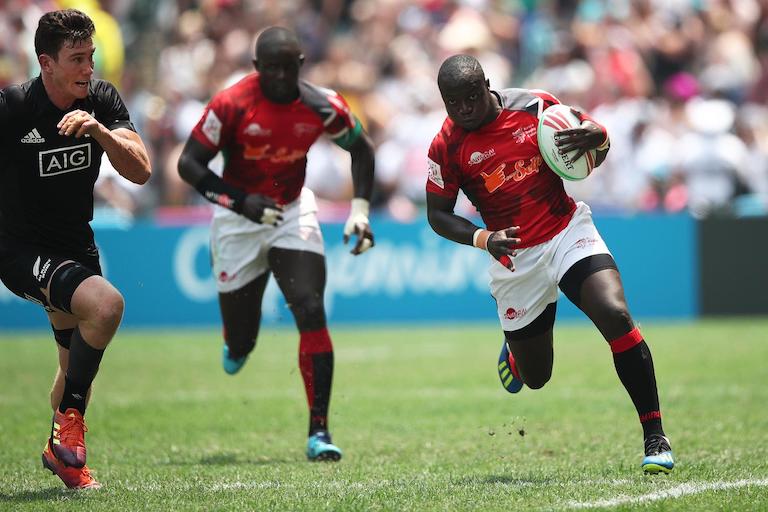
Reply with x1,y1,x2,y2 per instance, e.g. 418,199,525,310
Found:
194,172,247,213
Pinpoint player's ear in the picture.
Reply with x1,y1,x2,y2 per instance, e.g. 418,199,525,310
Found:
38,54,54,73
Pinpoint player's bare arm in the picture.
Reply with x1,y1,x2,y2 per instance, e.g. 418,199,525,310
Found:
57,110,151,184
554,107,610,164
426,191,520,270
344,132,375,255
177,137,283,225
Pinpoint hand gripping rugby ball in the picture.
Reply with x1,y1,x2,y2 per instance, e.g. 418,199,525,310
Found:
536,104,597,181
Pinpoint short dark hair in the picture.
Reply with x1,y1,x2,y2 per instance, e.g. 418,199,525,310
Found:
437,54,485,90
34,9,95,59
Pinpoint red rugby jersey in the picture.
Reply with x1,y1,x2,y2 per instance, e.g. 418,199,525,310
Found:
426,88,576,248
191,73,361,204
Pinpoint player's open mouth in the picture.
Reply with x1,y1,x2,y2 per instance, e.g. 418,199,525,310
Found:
75,81,88,88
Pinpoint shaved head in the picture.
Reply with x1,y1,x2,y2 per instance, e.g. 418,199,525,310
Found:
436,54,499,131
437,54,485,92
253,26,304,103
255,26,302,60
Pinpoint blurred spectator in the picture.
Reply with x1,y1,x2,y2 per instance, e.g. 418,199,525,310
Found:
2,0,768,220
678,98,750,217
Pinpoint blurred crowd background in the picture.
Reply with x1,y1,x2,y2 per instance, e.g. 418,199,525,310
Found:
2,0,768,222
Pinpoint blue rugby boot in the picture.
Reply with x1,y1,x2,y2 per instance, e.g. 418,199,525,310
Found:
497,341,523,393
306,431,342,462
222,345,248,375
642,434,674,474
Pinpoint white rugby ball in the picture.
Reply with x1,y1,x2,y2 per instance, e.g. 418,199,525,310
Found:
536,104,597,181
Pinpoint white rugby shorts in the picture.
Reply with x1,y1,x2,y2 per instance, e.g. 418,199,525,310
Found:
489,202,612,331
210,187,324,293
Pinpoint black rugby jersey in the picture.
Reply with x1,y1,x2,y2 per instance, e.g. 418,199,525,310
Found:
0,76,135,253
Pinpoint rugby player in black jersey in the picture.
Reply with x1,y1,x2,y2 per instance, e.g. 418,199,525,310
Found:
0,9,150,489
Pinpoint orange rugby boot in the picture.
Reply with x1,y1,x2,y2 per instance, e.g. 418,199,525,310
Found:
42,439,101,490
51,408,87,468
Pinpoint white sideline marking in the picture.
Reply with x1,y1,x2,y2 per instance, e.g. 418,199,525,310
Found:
566,479,768,509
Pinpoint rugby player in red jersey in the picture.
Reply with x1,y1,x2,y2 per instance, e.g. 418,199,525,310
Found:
0,10,151,489
178,27,375,461
425,55,673,474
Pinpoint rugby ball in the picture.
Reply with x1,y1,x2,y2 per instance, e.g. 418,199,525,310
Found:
536,104,597,181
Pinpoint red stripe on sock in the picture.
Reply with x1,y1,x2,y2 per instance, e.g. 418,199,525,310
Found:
609,327,643,353
299,353,314,408
508,352,521,380
300,328,333,354
639,410,662,423
298,329,333,409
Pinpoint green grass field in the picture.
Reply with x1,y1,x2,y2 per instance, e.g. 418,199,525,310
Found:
1,319,767,511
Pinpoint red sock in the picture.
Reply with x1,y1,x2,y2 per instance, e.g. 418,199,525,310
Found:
299,328,334,435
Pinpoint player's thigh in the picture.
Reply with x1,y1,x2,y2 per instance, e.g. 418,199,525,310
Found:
267,247,326,302
218,271,271,340
573,268,634,341
267,199,326,303
553,202,614,299
210,211,271,294
490,242,558,333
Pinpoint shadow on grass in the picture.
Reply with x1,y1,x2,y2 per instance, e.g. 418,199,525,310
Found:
0,487,86,503
163,452,293,466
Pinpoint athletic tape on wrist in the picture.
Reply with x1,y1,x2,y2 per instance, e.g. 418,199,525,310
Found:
473,229,490,250
344,198,371,238
350,197,370,218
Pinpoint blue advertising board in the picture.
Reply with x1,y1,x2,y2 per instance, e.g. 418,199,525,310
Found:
0,214,696,329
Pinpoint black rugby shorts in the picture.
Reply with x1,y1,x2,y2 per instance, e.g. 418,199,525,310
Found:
0,239,102,313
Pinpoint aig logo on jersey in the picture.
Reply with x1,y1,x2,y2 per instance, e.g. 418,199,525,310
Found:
38,144,91,177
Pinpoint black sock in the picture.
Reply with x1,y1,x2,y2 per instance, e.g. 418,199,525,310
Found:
299,352,334,436
223,326,255,359
226,338,255,359
59,376,90,415
309,352,334,435
59,328,104,415
612,341,664,438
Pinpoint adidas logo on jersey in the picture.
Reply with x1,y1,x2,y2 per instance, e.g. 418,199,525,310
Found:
20,129,45,143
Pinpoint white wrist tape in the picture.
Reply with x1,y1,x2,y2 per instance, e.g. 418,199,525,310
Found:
343,198,370,237
260,207,281,226
472,229,491,250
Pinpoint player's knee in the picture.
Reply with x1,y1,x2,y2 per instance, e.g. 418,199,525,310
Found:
93,290,124,332
597,302,633,339
289,294,325,324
